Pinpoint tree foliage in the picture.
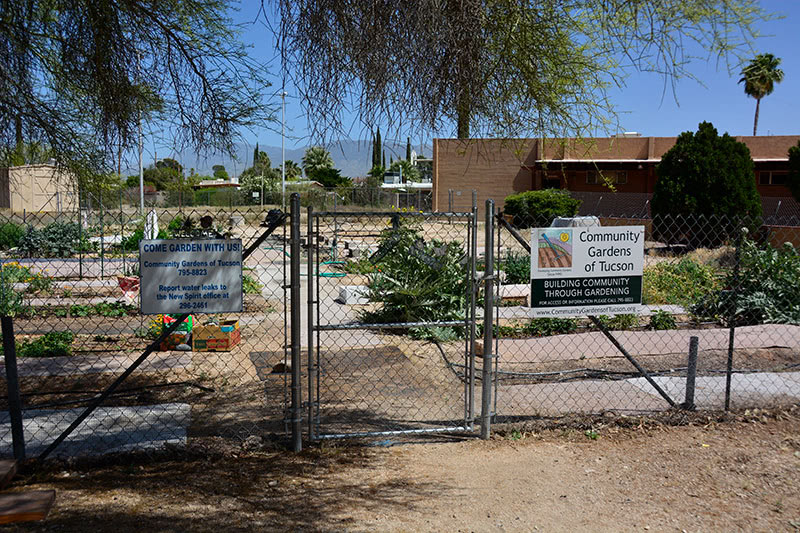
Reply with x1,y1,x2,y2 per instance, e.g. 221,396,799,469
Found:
0,0,271,178
272,0,767,139
503,189,581,229
739,53,784,135
789,141,800,203
302,146,334,176
389,159,420,183
652,121,761,246
308,167,350,188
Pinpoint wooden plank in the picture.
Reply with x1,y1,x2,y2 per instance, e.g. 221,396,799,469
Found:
0,490,56,524
0,460,17,490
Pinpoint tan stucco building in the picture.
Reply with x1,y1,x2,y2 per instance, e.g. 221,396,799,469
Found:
0,164,77,212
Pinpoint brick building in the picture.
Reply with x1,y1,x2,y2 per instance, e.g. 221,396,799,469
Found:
432,135,800,221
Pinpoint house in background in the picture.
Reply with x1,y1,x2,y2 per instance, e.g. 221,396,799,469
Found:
0,164,77,212
432,134,800,221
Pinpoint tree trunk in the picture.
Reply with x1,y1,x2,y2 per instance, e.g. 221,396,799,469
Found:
753,98,760,136
456,99,470,139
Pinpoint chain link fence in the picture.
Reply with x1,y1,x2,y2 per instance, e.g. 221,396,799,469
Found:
2,194,798,458
491,209,800,421
0,207,291,458
307,208,479,438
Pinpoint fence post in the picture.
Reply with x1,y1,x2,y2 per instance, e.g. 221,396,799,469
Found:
481,199,495,439
307,206,316,439
684,336,699,410
468,192,478,427
120,190,126,275
289,193,303,452
725,226,744,411
78,190,83,279
100,196,105,279
2,316,25,460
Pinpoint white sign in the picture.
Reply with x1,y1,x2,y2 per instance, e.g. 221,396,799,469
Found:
139,239,243,314
530,226,644,317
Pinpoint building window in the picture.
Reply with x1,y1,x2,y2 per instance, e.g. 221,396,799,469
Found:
587,170,626,185
759,171,788,185
543,172,562,189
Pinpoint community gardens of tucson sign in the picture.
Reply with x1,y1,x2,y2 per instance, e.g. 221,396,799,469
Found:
530,226,645,317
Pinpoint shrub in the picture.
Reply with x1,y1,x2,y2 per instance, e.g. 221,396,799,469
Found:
789,140,800,202
522,318,578,336
648,310,677,330
642,258,720,306
18,221,93,258
652,122,761,247
360,222,467,325
692,238,800,325
0,222,25,249
503,189,581,229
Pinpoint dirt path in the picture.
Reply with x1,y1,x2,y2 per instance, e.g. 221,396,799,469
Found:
5,407,800,532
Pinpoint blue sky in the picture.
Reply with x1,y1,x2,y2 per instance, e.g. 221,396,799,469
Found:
140,0,800,169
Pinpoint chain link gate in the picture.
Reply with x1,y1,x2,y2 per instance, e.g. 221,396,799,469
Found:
304,207,480,439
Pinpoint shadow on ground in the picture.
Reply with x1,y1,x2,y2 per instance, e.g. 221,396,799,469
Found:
7,439,451,532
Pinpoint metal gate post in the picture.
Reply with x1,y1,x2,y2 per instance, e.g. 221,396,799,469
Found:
481,200,495,439
468,193,478,427
289,193,303,452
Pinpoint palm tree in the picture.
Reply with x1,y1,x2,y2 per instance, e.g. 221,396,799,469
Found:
283,160,302,180
302,146,333,177
739,53,784,136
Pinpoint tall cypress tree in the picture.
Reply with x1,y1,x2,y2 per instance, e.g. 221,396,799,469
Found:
371,131,376,168
253,143,259,167
406,137,411,160
382,150,385,168
375,127,382,167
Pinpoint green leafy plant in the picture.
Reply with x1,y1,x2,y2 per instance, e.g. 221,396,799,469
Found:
0,262,53,294
595,314,639,330
242,274,263,294
94,302,134,317
503,189,581,229
584,429,599,440
0,274,24,317
643,258,721,306
502,251,530,284
0,222,25,250
692,238,800,325
360,222,467,326
522,318,578,337
69,304,91,317
18,222,93,258
3,331,76,358
648,310,677,330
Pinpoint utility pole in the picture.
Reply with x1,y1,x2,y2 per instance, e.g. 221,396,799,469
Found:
281,91,288,211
